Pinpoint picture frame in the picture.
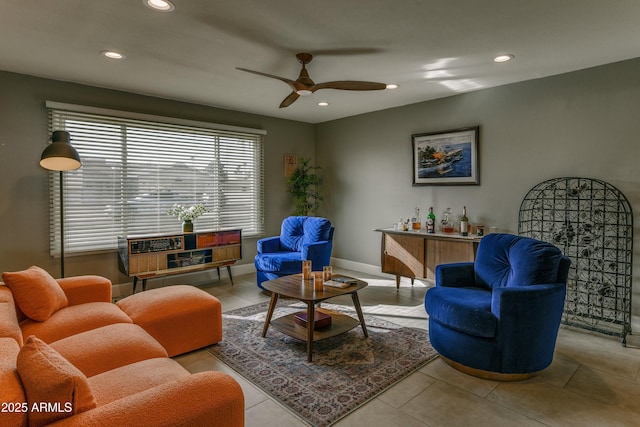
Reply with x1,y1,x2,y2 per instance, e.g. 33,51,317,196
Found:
284,153,298,177
412,126,479,185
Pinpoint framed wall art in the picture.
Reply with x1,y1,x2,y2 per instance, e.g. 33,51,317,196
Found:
412,126,479,185
284,153,298,177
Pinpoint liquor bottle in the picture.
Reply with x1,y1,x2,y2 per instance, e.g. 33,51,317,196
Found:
412,207,421,230
441,208,454,233
460,206,469,236
426,207,436,233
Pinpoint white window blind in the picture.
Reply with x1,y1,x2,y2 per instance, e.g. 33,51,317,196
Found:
46,102,265,255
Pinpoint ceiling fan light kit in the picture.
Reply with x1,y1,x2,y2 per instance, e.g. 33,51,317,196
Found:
237,52,387,108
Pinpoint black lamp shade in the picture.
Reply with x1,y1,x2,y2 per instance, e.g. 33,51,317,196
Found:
40,131,82,171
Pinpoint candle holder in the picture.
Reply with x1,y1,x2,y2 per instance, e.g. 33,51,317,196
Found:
302,260,312,280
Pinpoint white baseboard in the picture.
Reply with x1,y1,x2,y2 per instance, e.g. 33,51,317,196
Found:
330,257,394,279
114,258,391,298
330,257,436,288
114,257,640,340
632,315,639,334
112,263,257,299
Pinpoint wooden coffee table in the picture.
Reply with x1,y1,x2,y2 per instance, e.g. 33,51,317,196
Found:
261,273,368,362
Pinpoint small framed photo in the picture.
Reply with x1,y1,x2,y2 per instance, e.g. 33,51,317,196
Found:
412,126,479,185
284,153,298,177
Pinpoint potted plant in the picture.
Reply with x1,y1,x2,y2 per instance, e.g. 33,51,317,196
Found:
167,203,210,232
286,157,324,216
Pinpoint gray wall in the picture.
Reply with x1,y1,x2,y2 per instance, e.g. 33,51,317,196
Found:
0,71,315,284
2,57,640,324
316,58,640,325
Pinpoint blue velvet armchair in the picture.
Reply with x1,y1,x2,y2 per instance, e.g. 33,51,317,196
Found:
254,216,334,289
425,233,571,380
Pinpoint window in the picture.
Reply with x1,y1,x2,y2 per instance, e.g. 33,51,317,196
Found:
46,102,265,255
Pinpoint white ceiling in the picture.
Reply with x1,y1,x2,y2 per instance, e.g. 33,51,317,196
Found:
1,0,640,124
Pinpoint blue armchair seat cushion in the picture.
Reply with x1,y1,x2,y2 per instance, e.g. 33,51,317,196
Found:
426,287,497,338
254,252,302,275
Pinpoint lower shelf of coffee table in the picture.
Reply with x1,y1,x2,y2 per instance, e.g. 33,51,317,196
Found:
270,309,360,342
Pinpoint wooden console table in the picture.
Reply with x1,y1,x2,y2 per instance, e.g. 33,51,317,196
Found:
118,229,242,292
375,228,482,289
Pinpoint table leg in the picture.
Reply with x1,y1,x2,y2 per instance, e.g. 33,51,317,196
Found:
351,292,369,338
306,302,315,362
262,293,279,337
227,265,234,286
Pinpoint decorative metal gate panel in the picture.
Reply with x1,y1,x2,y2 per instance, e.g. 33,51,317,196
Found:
518,177,633,344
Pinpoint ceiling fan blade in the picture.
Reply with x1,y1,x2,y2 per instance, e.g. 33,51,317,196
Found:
312,81,387,91
238,53,387,108
236,67,297,90
279,92,300,108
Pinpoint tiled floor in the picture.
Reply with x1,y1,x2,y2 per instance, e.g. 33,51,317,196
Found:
174,269,640,427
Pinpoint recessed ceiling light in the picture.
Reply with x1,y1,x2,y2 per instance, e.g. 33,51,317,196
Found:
386,84,398,89
101,50,125,60
144,0,175,12
318,102,329,107
494,54,514,63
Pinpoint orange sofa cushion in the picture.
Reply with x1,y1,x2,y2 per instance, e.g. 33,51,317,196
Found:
20,302,133,344
2,266,68,322
50,323,168,377
50,372,245,427
56,275,112,306
16,336,97,427
117,285,222,356
0,286,24,346
88,357,190,406
0,337,27,427
19,302,133,344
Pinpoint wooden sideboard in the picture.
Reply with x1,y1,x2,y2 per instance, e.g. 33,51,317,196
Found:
118,229,242,292
375,228,482,289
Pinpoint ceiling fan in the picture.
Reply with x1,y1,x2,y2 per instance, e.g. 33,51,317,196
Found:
236,53,387,108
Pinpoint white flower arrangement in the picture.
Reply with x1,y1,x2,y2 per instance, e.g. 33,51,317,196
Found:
167,203,210,222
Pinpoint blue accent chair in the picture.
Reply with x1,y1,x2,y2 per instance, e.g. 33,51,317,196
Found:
425,233,571,380
254,216,334,289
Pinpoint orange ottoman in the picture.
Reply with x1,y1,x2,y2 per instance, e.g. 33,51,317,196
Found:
117,285,222,357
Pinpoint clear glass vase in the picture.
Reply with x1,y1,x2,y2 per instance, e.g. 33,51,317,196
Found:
182,220,194,233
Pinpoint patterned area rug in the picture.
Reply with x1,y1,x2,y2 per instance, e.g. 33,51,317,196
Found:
207,300,438,427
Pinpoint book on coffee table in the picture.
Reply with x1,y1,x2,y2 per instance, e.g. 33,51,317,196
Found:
294,310,332,329
324,277,358,288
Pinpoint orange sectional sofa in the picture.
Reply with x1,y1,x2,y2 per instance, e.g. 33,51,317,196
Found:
0,266,244,427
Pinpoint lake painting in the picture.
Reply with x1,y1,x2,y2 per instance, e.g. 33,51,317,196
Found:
412,127,479,185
